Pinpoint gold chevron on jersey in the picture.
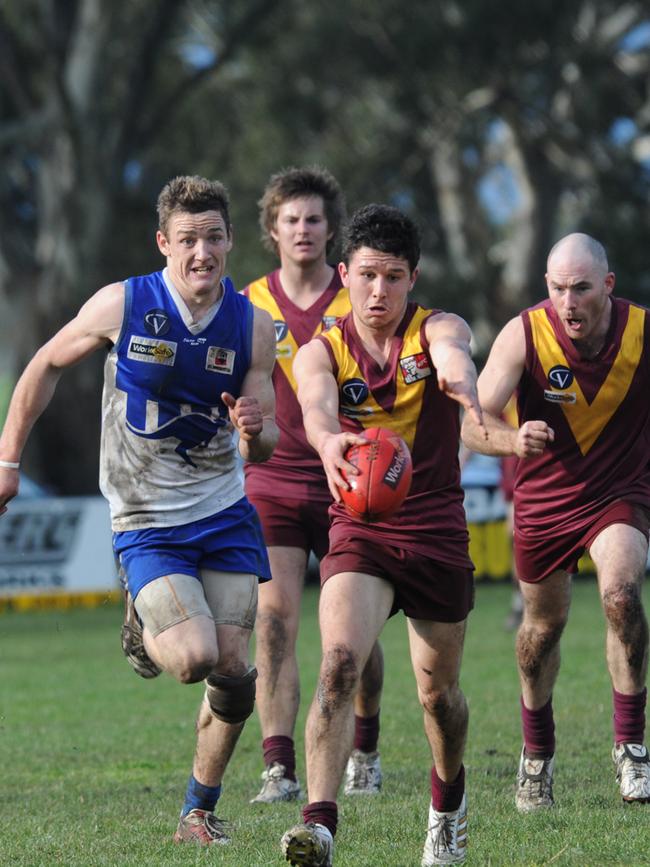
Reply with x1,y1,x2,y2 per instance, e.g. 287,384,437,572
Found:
247,278,349,395
323,306,433,451
529,305,645,456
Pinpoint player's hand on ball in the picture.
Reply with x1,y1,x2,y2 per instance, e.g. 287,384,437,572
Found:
221,392,263,441
515,420,554,458
319,431,367,502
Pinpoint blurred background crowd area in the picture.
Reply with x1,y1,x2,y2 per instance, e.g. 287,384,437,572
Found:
1,0,649,495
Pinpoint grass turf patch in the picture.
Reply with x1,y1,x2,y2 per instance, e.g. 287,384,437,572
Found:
0,581,649,865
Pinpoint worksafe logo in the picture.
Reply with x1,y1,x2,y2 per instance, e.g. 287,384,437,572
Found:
127,336,177,365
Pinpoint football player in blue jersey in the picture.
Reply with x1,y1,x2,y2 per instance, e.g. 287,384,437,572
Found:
0,175,279,847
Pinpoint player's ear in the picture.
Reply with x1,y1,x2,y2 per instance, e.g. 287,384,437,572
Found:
338,261,350,287
409,267,419,292
156,230,171,257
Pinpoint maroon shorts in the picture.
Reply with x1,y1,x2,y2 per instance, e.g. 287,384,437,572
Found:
515,500,650,584
248,494,330,560
320,536,474,623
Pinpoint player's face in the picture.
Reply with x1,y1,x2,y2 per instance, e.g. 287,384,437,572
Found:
546,253,614,344
156,210,232,303
340,247,418,333
271,196,332,265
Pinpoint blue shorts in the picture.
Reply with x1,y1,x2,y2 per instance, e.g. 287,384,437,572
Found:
113,497,271,599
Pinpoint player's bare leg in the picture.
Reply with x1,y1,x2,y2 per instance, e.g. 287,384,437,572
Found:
590,524,649,693
514,571,570,812
144,614,219,683
345,640,385,795
408,618,468,865
408,619,468,780
516,570,571,709
252,546,306,802
590,523,650,803
256,546,306,735
281,571,392,864
175,623,254,845
305,572,393,802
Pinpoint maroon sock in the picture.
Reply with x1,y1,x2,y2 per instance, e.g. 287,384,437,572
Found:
431,765,465,812
613,687,647,745
353,711,380,752
521,696,555,758
262,736,296,781
302,801,337,837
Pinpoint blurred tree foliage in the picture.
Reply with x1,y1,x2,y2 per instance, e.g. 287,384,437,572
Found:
1,0,649,491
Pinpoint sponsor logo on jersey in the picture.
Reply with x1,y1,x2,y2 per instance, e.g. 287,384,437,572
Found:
544,389,576,404
383,447,408,490
206,346,236,374
143,308,171,337
548,365,574,389
400,352,432,384
274,321,288,342
341,378,369,405
127,336,177,365
276,344,293,359
321,315,337,331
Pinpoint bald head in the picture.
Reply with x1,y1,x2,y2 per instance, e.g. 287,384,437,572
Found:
547,233,609,275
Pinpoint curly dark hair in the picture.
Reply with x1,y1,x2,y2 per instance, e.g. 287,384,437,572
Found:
258,166,346,256
157,176,231,236
341,204,420,272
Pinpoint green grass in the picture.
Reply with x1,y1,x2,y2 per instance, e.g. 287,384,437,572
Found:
1,582,649,866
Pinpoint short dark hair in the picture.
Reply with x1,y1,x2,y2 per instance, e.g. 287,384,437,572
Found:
157,176,231,236
259,166,346,256
341,204,420,272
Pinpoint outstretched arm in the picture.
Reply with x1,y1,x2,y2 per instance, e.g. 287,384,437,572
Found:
223,306,279,463
425,312,485,435
0,282,125,514
293,340,366,502
460,316,555,457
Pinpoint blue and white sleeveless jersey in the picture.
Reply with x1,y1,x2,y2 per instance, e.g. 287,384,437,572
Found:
100,269,253,531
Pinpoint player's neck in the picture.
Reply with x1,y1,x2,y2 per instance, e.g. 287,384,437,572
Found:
354,319,397,369
573,299,612,360
176,283,223,322
278,259,334,309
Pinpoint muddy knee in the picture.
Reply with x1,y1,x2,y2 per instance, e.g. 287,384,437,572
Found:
602,583,646,638
517,620,565,680
317,646,359,714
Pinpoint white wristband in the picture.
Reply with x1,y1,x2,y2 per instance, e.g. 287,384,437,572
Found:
0,460,20,469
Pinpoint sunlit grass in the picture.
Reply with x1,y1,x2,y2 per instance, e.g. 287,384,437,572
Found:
0,581,649,865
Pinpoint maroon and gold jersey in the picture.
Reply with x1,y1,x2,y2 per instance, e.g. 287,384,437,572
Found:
318,302,472,568
243,269,350,502
514,296,650,537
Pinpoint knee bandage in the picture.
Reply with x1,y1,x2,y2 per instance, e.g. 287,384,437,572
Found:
206,666,257,724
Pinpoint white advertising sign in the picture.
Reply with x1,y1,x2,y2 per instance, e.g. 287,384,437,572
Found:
0,497,118,599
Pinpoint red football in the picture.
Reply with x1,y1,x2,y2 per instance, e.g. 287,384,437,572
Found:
339,427,412,522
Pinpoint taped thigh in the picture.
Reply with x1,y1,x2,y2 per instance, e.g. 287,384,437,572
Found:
134,573,211,637
201,570,258,629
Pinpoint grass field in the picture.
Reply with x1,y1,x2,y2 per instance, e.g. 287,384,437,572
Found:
1,581,649,866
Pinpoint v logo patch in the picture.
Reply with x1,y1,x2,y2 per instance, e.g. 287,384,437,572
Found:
529,305,645,456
